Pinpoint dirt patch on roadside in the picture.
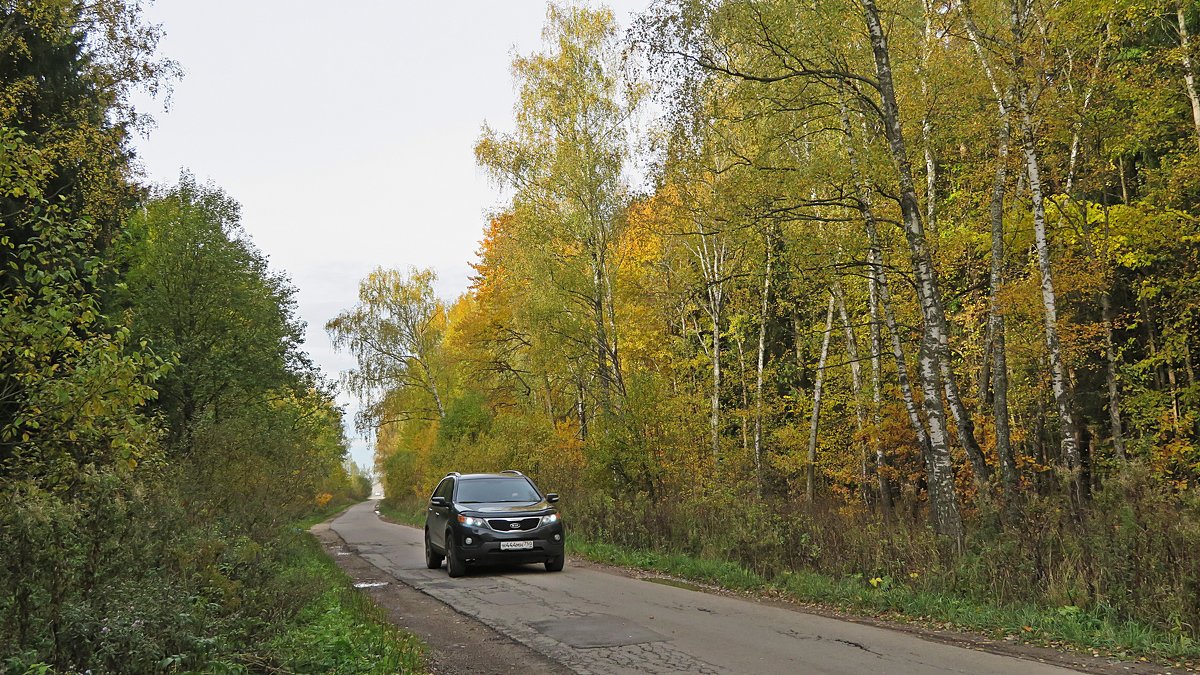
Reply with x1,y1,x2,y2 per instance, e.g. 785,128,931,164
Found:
311,522,570,675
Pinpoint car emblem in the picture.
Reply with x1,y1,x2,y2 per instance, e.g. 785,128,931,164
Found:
510,522,521,529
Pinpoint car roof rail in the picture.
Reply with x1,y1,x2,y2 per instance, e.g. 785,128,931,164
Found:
445,471,461,477
500,469,524,476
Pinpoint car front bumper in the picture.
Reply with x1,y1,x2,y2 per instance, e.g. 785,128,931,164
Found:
452,522,565,565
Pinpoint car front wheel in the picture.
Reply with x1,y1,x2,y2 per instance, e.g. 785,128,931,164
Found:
424,528,443,569
545,555,564,572
446,531,467,578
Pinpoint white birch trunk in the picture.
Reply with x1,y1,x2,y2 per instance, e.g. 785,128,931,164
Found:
989,115,1017,495
962,0,1023,495
736,334,750,454
867,253,893,516
687,214,727,461
862,0,963,541
840,89,934,475
1178,0,1200,151
712,306,722,461
592,255,612,411
1016,81,1086,503
934,316,991,482
921,0,938,234
754,229,773,489
807,293,836,504
835,281,869,503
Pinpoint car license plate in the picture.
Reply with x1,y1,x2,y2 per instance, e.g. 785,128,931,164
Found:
500,540,533,551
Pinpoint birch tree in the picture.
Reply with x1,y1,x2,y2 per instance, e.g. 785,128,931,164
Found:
476,4,639,416
327,268,449,427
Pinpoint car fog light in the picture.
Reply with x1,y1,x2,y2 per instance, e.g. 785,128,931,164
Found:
465,537,473,545
554,534,561,541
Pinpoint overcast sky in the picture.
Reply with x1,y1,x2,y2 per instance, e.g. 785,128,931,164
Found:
130,1,652,470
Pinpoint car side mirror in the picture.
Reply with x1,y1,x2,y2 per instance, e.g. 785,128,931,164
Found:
430,496,448,507
545,493,559,503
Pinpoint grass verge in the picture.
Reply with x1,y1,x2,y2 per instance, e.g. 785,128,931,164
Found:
259,504,425,674
566,538,1199,666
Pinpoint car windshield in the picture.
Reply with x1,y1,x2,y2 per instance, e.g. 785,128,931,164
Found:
456,477,541,503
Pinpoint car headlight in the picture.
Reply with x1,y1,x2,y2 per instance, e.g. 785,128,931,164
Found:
541,513,559,526
457,515,486,527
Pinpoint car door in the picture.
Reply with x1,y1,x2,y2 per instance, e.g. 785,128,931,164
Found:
428,477,454,548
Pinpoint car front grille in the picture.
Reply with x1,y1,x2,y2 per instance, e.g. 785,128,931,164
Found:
487,517,540,531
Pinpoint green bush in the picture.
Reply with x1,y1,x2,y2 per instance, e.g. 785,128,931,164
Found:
0,468,418,674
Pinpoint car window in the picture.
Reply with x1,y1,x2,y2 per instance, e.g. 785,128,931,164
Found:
456,477,541,503
433,478,453,501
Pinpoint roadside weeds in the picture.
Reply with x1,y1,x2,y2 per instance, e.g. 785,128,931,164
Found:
262,528,424,674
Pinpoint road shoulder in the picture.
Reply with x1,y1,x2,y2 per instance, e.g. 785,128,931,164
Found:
562,556,1171,675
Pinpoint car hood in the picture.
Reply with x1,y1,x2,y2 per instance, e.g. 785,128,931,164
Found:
458,500,552,514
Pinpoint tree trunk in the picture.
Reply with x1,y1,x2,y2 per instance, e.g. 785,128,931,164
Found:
807,293,836,504
840,90,934,473
577,380,588,440
1169,360,1182,433
1119,156,1130,204
920,0,938,236
936,323,991,483
867,250,893,517
877,245,934,463
606,296,626,400
1065,28,1110,195
736,334,750,455
963,0,1028,496
1140,292,1165,390
417,358,447,420
712,304,722,460
1186,341,1196,387
592,255,612,412
1016,80,1087,504
1100,291,1126,461
754,228,774,488
978,326,992,408
989,114,1017,496
688,214,727,462
862,0,964,542
835,281,870,503
1178,0,1200,150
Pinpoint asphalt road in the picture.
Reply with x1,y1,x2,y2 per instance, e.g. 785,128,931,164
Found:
331,500,1081,675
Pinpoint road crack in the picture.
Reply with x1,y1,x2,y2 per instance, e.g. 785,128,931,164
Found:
777,628,886,659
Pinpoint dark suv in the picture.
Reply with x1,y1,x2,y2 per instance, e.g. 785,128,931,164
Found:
423,471,565,577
